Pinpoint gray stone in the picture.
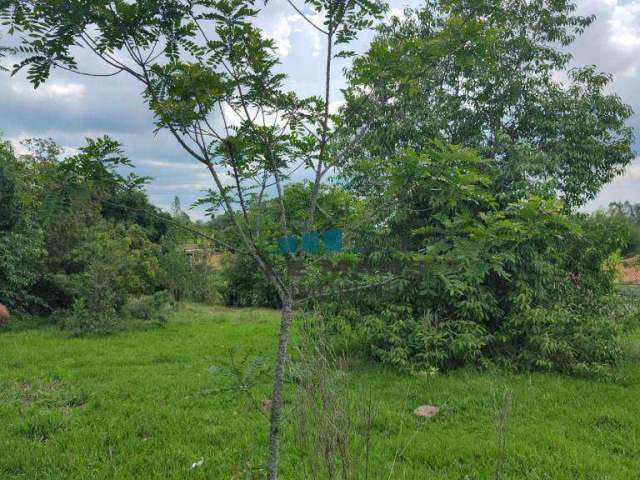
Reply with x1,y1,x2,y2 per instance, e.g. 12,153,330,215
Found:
414,405,439,418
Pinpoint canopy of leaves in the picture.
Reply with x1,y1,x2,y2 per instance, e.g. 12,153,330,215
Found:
0,135,196,318
337,0,635,207
316,145,636,376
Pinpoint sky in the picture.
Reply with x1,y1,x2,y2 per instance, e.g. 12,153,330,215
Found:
1,0,639,220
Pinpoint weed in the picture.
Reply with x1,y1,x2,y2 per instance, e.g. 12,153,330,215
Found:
17,411,65,442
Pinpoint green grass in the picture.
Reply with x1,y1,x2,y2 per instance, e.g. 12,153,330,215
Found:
1,304,640,479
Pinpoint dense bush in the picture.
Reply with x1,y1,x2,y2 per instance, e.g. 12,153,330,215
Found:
0,135,223,335
0,228,45,311
59,299,119,336
157,244,223,305
605,202,640,257
221,253,281,309
315,146,637,376
500,305,623,376
122,291,174,325
52,222,164,334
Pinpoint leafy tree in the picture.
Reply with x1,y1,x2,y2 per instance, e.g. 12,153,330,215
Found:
0,140,22,232
337,0,634,207
0,140,46,310
316,145,633,376
0,134,173,315
604,202,640,256
609,202,640,224
170,195,190,221
101,186,172,243
213,182,367,309
57,220,163,334
0,1,383,476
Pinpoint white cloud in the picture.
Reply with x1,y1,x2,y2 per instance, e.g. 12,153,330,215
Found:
385,7,406,23
328,100,345,114
612,157,640,185
303,13,325,57
265,14,299,59
44,83,86,100
572,0,640,79
10,81,86,102
609,1,640,51
61,146,79,157
138,159,203,171
261,9,325,59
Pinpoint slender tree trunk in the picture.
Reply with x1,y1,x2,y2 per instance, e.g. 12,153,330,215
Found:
267,294,294,480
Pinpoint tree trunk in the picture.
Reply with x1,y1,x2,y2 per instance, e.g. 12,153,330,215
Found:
267,295,293,480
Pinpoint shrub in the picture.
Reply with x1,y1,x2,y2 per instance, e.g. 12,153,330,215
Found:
362,307,488,373
0,228,45,311
158,246,223,305
59,299,119,336
221,253,281,309
57,223,163,334
499,304,623,376
316,146,635,376
122,291,174,325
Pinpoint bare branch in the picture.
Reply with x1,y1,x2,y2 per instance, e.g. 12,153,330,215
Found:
285,0,329,35
294,275,401,305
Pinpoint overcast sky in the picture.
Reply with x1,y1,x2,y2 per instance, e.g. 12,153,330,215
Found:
1,0,639,219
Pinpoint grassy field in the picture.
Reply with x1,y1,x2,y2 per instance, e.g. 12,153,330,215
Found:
1,304,640,479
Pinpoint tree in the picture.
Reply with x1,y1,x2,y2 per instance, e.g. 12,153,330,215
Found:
171,195,183,218
0,134,156,313
314,144,631,376
337,0,634,208
0,1,383,476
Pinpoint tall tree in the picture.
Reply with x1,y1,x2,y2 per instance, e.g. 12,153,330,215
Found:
0,1,383,477
337,0,635,207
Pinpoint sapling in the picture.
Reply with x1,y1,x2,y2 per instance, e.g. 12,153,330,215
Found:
0,1,384,477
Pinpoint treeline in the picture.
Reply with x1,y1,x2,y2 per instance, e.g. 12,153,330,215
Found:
0,136,220,333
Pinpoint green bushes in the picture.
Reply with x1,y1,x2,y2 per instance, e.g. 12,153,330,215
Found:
157,246,223,305
0,135,225,335
59,299,119,336
316,146,638,376
0,229,45,311
221,253,281,309
499,305,623,376
60,291,174,335
362,307,487,373
122,291,174,325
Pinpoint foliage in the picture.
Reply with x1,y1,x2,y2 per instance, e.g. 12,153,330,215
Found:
55,222,163,334
222,253,282,309
157,239,224,305
605,201,640,256
318,145,634,376
0,134,215,333
207,347,270,396
0,228,46,311
337,0,634,208
59,298,120,336
122,291,175,325
500,303,623,377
